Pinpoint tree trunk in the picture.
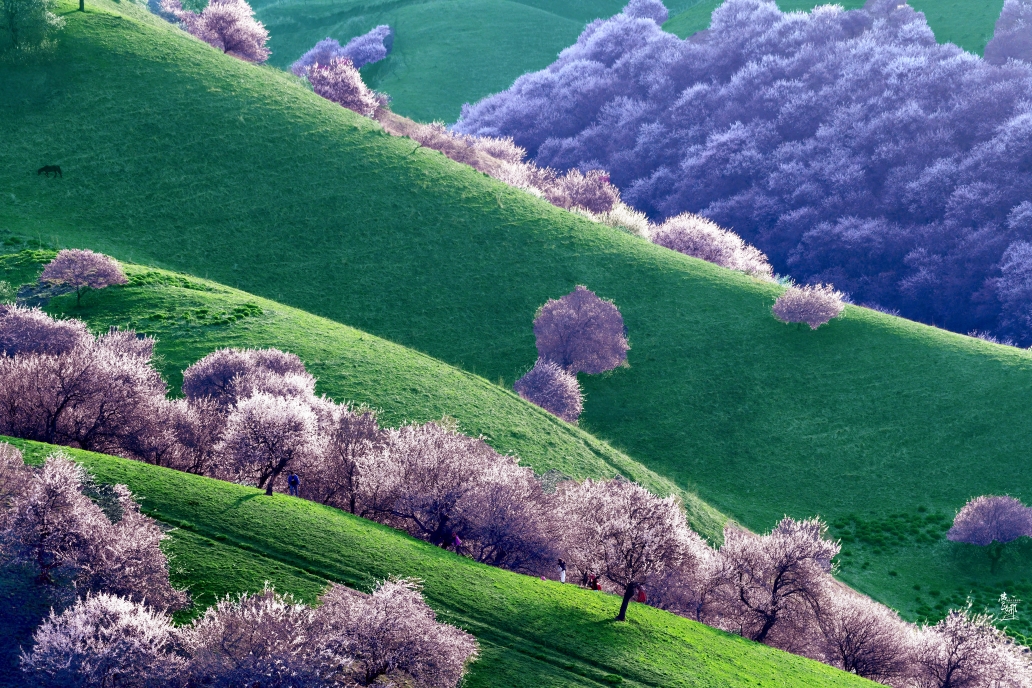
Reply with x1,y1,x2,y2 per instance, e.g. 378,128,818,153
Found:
753,614,778,644
616,583,636,621
265,457,291,496
989,541,1004,573
79,0,85,11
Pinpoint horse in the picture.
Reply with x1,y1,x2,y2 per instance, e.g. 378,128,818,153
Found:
37,165,62,178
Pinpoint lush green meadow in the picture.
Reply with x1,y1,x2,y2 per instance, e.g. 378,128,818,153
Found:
3,439,877,688
4,0,1032,639
254,0,709,122
0,249,725,537
255,0,616,122
664,0,1004,54
252,0,1005,123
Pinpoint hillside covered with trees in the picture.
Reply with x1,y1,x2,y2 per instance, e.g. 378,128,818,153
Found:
4,0,1032,685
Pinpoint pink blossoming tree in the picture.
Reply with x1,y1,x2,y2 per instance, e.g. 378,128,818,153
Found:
533,286,629,374
2,454,186,610
0,328,168,456
22,593,183,688
772,284,845,330
306,57,382,117
313,578,479,687
557,478,699,621
39,250,127,306
0,305,91,356
714,518,839,648
513,358,583,423
161,0,269,63
651,213,774,279
812,587,914,684
947,495,1032,571
218,391,322,495
914,606,1032,688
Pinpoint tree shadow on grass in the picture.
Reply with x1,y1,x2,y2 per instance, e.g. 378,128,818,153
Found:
229,492,262,509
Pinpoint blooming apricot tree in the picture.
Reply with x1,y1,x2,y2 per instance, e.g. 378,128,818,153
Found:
39,250,127,306
947,495,1032,571
533,286,629,374
772,284,845,330
557,478,697,621
218,392,321,495
513,359,583,423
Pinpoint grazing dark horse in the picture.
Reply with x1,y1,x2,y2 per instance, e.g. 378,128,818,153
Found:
37,165,62,178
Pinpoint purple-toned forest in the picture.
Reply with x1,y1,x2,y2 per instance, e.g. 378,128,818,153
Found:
456,0,1032,343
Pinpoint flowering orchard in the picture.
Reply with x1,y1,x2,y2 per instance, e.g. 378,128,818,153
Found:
2,300,1030,684
0,445,478,687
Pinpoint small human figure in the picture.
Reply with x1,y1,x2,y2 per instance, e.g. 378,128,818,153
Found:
557,558,567,583
287,473,300,496
451,533,462,553
594,576,602,591
635,585,647,604
580,571,589,588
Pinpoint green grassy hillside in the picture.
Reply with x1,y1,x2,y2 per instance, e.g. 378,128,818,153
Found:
3,439,878,688
664,0,1004,55
0,249,724,538
4,0,1032,637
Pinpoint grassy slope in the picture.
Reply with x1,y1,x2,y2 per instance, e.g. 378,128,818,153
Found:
4,1,1032,635
664,0,1004,55
0,249,723,538
5,439,877,688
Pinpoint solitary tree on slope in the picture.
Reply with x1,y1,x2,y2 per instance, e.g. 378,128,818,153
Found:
40,250,127,307
533,286,629,374
947,495,1032,571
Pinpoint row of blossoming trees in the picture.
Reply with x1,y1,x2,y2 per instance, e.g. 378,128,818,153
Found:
146,0,846,327
0,446,478,687
284,29,848,332
147,0,850,333
1,250,1029,685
